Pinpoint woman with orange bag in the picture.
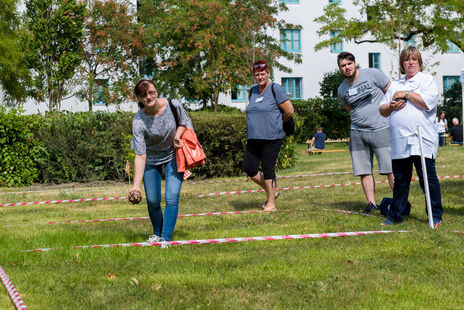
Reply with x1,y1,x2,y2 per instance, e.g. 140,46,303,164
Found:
129,79,192,245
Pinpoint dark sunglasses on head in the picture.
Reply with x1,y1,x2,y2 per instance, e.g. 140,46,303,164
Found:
253,63,267,69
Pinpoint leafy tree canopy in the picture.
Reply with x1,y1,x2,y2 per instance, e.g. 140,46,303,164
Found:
441,82,462,124
74,0,145,111
314,0,464,53
138,0,301,110
22,0,86,111
0,0,30,103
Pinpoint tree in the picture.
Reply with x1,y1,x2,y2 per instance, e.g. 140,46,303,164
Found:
442,82,462,124
74,0,146,111
314,0,464,54
22,0,86,111
0,0,30,103
138,0,301,111
318,69,350,138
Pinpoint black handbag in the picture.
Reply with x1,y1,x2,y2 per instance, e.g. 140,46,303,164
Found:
283,116,295,136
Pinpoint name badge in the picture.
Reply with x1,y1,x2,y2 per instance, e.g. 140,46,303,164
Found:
348,88,358,96
255,97,263,103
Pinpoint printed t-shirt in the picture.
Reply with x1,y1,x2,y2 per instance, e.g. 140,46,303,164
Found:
338,68,390,131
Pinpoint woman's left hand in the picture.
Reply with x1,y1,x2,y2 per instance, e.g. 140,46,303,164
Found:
174,137,184,149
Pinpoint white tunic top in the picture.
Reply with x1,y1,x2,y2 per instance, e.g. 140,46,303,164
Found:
436,118,447,133
380,71,439,160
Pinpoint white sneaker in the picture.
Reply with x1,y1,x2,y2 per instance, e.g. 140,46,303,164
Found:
160,238,170,249
147,235,161,243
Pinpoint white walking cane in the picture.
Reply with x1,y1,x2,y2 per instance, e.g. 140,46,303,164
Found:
417,125,434,229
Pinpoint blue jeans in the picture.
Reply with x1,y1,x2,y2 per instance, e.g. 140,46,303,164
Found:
438,132,445,147
388,156,443,223
143,157,183,241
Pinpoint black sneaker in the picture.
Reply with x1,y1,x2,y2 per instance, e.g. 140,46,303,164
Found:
363,202,379,213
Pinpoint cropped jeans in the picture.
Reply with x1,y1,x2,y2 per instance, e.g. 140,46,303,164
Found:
143,157,183,241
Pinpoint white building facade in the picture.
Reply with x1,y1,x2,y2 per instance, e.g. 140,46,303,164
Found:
9,0,464,114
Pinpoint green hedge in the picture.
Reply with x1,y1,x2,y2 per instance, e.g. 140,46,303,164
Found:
0,109,296,186
33,111,134,184
292,97,350,143
0,107,42,186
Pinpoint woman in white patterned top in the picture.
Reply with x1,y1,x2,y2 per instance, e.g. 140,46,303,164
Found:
130,79,192,244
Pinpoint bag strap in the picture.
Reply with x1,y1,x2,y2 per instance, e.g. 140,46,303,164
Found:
168,98,179,127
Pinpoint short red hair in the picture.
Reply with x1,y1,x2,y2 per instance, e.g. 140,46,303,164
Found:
252,59,269,72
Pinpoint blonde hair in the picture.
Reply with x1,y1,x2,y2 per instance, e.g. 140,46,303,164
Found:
399,46,423,74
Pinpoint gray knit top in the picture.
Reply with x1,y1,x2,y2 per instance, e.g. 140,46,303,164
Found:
131,99,193,166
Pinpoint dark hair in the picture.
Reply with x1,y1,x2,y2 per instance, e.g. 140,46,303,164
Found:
252,59,269,72
134,79,157,109
399,46,423,74
337,52,355,66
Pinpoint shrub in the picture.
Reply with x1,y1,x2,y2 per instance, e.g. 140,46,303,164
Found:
34,111,133,183
1,109,296,185
292,97,349,142
190,112,295,179
0,107,41,186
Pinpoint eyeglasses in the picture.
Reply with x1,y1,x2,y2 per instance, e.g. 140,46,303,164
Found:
140,91,157,98
253,63,267,69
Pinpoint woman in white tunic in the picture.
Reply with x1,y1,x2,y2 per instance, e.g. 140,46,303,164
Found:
379,46,443,227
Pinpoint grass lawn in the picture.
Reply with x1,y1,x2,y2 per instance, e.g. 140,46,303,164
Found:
1,143,463,309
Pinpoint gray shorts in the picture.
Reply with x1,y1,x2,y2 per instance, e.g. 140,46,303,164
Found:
349,127,392,176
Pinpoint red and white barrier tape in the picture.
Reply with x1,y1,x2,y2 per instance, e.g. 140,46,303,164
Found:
0,266,27,310
0,196,126,208
1,173,460,207
45,210,286,225
25,230,406,252
186,166,448,185
197,175,464,198
453,231,464,234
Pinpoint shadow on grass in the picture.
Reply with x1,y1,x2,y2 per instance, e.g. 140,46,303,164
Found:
228,198,264,211
326,200,365,212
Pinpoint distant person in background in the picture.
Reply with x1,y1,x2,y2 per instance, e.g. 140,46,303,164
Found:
337,51,394,213
379,46,443,227
310,127,327,150
436,111,447,146
450,118,463,144
243,59,294,212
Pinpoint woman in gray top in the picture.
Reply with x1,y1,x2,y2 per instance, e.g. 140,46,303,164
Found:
130,79,192,245
243,59,294,211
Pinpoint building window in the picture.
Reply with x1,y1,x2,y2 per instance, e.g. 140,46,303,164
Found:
280,29,301,52
446,40,460,53
231,85,248,102
368,53,380,69
94,79,109,105
405,36,416,47
281,78,302,99
329,0,341,4
443,76,460,92
330,30,343,53
280,0,299,3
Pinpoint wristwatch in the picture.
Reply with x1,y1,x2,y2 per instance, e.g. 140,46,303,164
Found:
405,90,409,100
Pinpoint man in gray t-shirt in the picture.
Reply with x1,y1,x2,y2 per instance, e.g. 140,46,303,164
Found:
337,52,394,213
